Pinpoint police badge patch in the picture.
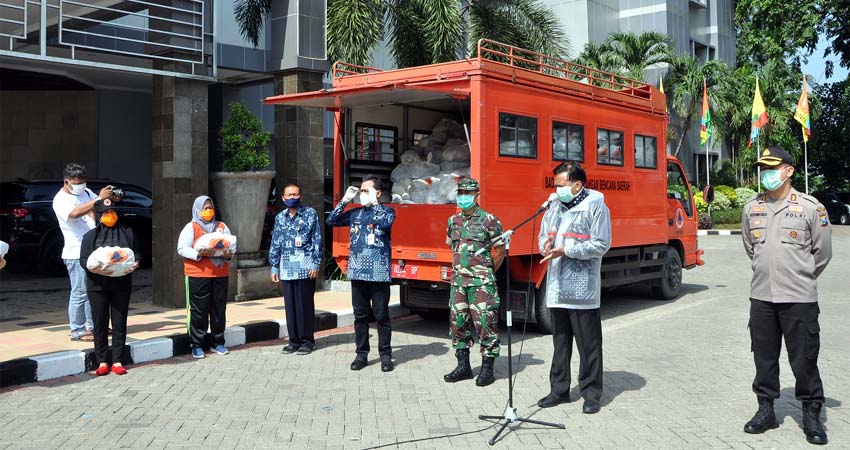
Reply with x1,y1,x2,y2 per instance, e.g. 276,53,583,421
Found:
790,230,798,239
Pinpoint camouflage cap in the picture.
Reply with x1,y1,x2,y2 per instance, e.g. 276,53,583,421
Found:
457,177,480,191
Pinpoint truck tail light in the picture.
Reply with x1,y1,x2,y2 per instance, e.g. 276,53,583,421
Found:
1,208,30,218
440,266,451,281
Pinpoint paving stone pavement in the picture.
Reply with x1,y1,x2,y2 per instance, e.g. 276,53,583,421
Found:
1,227,848,450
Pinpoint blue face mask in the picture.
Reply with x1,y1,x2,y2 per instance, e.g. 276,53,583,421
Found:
283,198,301,208
457,194,476,210
557,185,575,203
760,169,786,191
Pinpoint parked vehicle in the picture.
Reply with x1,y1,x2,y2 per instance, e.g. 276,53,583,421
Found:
264,39,704,333
811,191,850,225
0,180,152,275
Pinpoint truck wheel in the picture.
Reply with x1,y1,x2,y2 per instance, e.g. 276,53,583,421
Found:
39,232,67,277
652,246,682,300
840,212,849,225
533,281,554,334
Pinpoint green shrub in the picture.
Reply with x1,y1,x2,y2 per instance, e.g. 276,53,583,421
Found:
711,206,744,225
694,191,709,214
712,191,732,211
698,213,714,229
715,185,738,205
219,102,271,171
734,187,757,207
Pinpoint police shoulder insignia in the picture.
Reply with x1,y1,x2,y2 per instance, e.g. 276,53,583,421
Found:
821,217,829,226
790,193,797,202
817,206,826,213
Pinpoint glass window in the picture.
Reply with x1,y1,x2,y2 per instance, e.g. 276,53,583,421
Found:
597,129,624,166
667,162,693,217
634,135,657,169
499,113,537,158
119,190,153,208
354,123,396,162
553,122,584,162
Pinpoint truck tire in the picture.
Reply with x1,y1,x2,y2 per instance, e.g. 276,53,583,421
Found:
533,280,554,334
652,246,682,300
840,212,849,225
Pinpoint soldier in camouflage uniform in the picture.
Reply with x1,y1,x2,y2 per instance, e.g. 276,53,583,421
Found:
443,177,505,387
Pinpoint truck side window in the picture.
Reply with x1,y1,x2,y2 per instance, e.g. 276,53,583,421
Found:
354,123,397,162
597,129,624,166
553,122,584,162
634,135,657,169
499,112,537,159
666,162,693,217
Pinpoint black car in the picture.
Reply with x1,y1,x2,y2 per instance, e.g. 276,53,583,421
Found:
811,191,850,225
0,180,152,275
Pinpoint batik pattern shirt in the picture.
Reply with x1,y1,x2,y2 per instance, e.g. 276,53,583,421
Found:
327,202,395,282
269,207,322,280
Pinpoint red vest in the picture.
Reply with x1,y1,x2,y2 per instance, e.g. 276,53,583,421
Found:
183,222,230,278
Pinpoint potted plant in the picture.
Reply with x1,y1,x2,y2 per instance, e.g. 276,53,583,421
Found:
210,102,275,269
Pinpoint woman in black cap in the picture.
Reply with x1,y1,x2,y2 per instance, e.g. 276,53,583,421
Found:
79,198,140,376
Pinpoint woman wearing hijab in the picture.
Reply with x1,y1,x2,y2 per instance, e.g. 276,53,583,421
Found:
79,198,140,376
177,195,234,359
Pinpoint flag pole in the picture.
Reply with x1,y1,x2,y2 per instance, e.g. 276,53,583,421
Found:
756,137,761,193
804,139,809,194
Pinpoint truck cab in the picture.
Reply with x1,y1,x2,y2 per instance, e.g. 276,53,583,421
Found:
264,40,703,333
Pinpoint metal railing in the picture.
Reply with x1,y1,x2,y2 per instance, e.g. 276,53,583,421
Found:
332,61,382,78
0,0,215,80
476,39,652,99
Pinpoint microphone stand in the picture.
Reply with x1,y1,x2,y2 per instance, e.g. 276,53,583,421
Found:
477,202,565,445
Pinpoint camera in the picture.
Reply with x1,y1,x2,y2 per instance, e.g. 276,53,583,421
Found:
111,188,124,199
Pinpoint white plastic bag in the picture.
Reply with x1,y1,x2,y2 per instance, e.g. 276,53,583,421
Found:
86,246,136,277
390,164,412,183
0,240,8,258
400,149,422,165
407,153,441,179
442,143,470,162
193,232,237,256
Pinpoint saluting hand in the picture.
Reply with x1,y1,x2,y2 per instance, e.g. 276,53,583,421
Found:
341,186,359,204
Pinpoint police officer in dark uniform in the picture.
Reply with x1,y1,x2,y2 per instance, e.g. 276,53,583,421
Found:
741,146,832,445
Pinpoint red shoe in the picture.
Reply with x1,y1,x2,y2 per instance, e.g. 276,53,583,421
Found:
95,365,110,376
111,364,127,375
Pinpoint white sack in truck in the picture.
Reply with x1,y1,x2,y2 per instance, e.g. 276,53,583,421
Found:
400,149,422,165
86,247,136,277
405,154,441,179
193,232,237,256
406,177,437,204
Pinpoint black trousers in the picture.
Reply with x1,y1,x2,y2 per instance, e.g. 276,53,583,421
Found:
351,280,392,358
280,278,316,347
89,290,131,365
548,307,603,402
749,299,824,403
187,276,228,349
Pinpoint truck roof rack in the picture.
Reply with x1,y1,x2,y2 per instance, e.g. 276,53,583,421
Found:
475,39,651,98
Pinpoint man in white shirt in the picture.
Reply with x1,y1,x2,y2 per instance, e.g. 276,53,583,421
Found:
52,163,113,341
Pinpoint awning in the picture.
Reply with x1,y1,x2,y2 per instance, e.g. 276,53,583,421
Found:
262,83,469,110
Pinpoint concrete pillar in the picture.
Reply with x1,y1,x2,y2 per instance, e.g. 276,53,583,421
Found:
273,70,325,219
151,75,209,308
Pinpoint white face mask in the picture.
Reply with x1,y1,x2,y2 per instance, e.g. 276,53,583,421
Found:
69,182,86,195
359,192,371,206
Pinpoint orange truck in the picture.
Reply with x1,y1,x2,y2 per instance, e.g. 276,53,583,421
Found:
264,40,704,333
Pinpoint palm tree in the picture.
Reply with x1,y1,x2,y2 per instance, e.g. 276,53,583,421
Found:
233,0,568,69
665,55,729,157
602,31,673,81
573,42,623,75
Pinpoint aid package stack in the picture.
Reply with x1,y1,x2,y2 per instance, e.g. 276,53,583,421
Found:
86,246,137,277
390,118,472,204
193,232,237,257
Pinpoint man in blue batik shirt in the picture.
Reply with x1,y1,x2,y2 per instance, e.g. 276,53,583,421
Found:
327,175,396,372
269,183,322,355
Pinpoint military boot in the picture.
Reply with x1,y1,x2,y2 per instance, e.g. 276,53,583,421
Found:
744,398,779,434
444,349,473,383
475,356,496,386
802,401,828,445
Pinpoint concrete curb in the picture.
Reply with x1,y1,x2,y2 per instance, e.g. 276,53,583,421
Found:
0,302,409,389
698,230,742,236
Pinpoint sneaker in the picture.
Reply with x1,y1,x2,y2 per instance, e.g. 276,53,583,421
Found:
296,345,313,355
214,345,230,355
191,347,205,359
281,344,299,354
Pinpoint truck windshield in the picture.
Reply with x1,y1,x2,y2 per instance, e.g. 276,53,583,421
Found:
667,163,693,217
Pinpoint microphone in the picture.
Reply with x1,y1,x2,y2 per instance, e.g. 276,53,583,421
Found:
539,192,559,212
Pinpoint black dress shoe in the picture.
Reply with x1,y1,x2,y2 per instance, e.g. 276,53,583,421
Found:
537,393,570,408
582,399,601,414
350,358,368,371
380,357,394,372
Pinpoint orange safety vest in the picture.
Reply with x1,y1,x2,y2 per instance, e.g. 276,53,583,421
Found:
183,222,230,278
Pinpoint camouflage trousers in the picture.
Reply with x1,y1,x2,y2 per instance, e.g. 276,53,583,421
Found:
449,283,500,357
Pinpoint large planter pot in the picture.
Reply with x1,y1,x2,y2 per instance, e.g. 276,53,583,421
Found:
209,170,275,269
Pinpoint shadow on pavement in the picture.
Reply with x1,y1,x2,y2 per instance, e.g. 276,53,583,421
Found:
776,387,842,429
